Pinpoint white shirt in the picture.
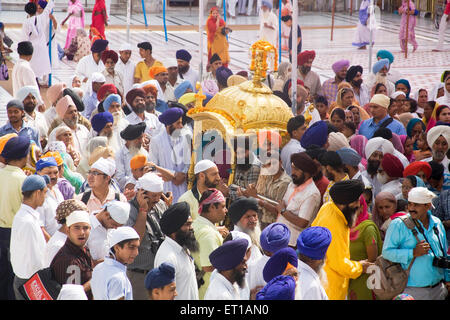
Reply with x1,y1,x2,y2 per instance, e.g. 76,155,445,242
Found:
12,59,37,97
281,138,304,176
259,10,278,47
45,230,67,267
295,260,328,300
233,225,263,266
247,254,270,291
115,58,136,96
24,111,49,139
10,204,47,279
204,271,242,300
277,180,321,246
180,66,199,90
362,170,382,197
353,83,370,106
86,213,111,261
75,54,105,81
91,257,133,300
125,111,164,141
44,107,58,128
115,146,151,191
36,186,64,236
154,237,199,300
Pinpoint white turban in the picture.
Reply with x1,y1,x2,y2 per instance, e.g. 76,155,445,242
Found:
194,159,217,175
57,284,88,300
119,43,133,51
109,226,139,249
164,58,178,68
91,157,116,177
408,187,437,205
66,210,91,227
327,132,350,152
91,72,106,83
136,172,164,193
230,231,252,250
426,125,450,150
15,85,43,104
104,200,130,225
365,137,395,159
390,91,406,99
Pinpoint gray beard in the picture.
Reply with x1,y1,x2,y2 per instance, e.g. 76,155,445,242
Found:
433,150,445,162
237,221,262,250
128,146,145,157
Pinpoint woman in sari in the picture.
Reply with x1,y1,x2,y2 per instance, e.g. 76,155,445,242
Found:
330,87,371,121
426,104,450,131
371,191,406,240
399,0,418,52
349,134,368,169
61,0,85,49
206,7,229,67
91,0,107,40
406,118,426,150
348,196,383,300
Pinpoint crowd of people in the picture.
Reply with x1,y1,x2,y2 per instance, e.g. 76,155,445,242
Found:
0,0,449,302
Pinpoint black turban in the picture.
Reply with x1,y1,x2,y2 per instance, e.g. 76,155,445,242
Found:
373,127,393,140
228,197,259,225
345,65,363,83
91,39,109,53
209,53,221,65
305,146,326,161
329,180,364,205
63,88,85,112
160,202,191,235
25,2,37,15
120,122,146,140
17,41,33,56
290,152,318,176
319,151,343,168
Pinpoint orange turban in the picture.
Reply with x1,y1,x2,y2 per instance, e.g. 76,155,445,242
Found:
148,66,168,79
403,161,432,179
42,151,64,166
0,133,18,154
130,154,147,170
142,84,158,98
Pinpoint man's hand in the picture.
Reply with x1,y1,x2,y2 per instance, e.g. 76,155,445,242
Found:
275,200,286,216
359,259,374,273
217,225,229,239
244,183,258,198
136,189,149,212
216,178,229,197
413,240,430,257
123,186,136,201
173,172,186,185
161,191,173,207
250,286,264,300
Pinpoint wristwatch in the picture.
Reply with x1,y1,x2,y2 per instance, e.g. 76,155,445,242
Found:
280,208,287,216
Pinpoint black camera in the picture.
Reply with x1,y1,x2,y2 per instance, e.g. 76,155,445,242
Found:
432,256,450,269
221,27,232,35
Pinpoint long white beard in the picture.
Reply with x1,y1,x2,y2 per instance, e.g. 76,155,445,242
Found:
261,10,270,20
238,221,262,249
128,146,145,157
375,73,387,86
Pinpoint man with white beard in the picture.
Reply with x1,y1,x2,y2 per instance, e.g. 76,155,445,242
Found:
258,0,278,48
228,197,264,266
295,226,331,300
365,58,395,97
102,94,129,152
422,125,450,175
115,123,151,191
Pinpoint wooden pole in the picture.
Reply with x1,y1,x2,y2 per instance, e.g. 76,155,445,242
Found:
331,0,335,41
404,1,410,58
350,0,353,15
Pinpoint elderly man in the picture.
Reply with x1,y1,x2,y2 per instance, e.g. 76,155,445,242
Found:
150,108,191,202
297,50,322,98
192,189,227,299
134,42,163,83
101,50,124,96
365,58,395,97
0,136,30,299
76,157,127,213
346,65,370,106
423,125,450,174
358,93,407,139
144,262,177,300
91,226,140,300
51,95,89,157
86,200,130,264
10,174,48,300
258,0,278,47
176,49,199,90
115,43,136,96
320,151,350,204
295,226,332,300
281,116,306,176
154,202,200,300
0,99,41,149
125,88,164,140
383,187,449,300
378,153,404,197
228,197,264,265
75,39,108,83
322,60,349,104
82,73,106,120
50,210,94,299
91,112,114,138
141,84,163,116
376,50,402,84
311,180,373,300
11,41,37,96
125,172,168,300
276,152,321,246
35,157,64,238
205,238,250,300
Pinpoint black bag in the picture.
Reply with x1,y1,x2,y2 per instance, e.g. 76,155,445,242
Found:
19,268,62,300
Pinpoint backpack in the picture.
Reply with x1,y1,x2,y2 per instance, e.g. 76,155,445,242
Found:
372,215,420,300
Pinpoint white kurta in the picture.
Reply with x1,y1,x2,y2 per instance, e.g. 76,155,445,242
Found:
24,110,49,139
180,67,199,91
125,111,164,142
36,186,64,236
45,230,67,267
295,260,328,300
280,138,305,176
115,58,136,96
11,59,37,97
21,0,54,78
75,54,105,81
259,10,278,48
247,254,270,292
86,213,112,261
115,146,150,191
204,271,242,300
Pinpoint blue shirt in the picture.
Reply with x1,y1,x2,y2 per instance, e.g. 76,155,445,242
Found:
382,212,449,287
358,115,407,139
427,173,450,197
82,92,98,120
0,121,41,149
90,257,133,300
156,99,168,114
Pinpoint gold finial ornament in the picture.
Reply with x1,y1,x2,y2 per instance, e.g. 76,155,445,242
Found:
249,40,278,86
304,103,314,127
194,81,206,108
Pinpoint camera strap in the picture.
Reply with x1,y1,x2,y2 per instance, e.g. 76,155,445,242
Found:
433,226,448,258
413,220,444,258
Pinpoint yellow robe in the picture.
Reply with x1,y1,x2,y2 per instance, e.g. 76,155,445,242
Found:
311,202,363,300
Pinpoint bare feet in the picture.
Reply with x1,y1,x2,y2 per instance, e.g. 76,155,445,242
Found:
358,45,367,50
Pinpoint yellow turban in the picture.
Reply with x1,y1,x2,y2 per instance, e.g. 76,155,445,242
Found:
178,93,196,106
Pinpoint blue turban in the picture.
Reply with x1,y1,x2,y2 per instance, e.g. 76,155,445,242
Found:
336,147,361,167
297,226,332,260
216,66,233,88
158,107,184,126
176,49,192,62
256,275,296,300
103,94,122,112
6,99,24,111
261,0,273,9
91,39,109,53
0,22,4,29
263,247,298,283
300,120,328,149
260,223,290,253
372,58,390,74
1,136,30,160
22,174,50,192
376,50,394,64
209,238,249,271
174,81,194,100
91,112,114,134
36,157,58,171
144,262,176,290
395,79,411,98
38,0,47,9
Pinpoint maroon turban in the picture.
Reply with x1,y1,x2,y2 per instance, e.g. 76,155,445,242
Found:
126,88,146,106
381,153,404,178
97,84,118,102
101,50,119,64
297,50,316,66
290,152,318,176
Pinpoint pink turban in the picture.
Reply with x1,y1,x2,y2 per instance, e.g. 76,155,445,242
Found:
332,59,350,74
47,83,66,105
56,96,76,119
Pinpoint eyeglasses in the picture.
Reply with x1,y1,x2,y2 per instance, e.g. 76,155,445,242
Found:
87,170,107,177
